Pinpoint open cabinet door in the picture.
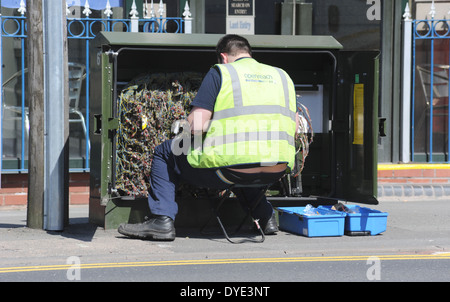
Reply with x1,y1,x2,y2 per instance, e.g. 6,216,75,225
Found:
334,51,380,205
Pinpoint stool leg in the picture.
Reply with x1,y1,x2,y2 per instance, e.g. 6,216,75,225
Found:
201,187,267,243
200,189,231,235
233,187,267,233
230,187,267,243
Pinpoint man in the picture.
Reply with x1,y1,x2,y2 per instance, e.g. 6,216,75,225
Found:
118,34,299,241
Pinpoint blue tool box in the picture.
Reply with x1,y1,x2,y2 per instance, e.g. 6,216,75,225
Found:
319,205,388,236
276,206,346,237
343,205,388,235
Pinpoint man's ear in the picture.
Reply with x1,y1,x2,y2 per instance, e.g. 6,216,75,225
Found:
220,53,228,64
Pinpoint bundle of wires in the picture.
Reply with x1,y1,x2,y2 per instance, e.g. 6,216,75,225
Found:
115,72,313,196
115,72,203,196
293,102,314,177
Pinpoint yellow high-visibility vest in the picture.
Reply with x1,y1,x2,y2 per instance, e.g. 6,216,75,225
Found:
187,58,297,170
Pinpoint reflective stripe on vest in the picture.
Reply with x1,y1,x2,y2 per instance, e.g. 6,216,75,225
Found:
203,130,295,150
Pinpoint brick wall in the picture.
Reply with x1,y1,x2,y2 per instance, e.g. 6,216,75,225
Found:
0,173,89,206
378,164,450,185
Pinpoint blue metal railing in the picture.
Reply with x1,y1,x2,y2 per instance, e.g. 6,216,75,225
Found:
1,15,27,172
411,18,450,163
1,15,185,173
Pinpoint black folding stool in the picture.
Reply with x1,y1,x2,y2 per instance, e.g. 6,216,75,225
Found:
201,183,270,244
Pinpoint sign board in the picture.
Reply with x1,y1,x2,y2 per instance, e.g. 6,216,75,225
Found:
226,0,255,35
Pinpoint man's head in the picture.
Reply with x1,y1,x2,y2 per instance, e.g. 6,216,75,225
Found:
216,34,252,64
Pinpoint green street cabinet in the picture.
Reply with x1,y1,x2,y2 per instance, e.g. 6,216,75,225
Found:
89,32,379,229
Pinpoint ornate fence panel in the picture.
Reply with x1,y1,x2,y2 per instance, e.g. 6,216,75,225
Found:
410,5,450,163
1,0,192,173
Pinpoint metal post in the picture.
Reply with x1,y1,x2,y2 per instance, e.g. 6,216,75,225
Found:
448,20,450,163
189,0,205,33
401,4,412,163
411,19,416,162
18,3,27,172
183,1,192,34
20,18,26,171
130,0,139,32
42,0,69,230
281,1,295,35
429,35,434,162
83,0,92,172
428,0,435,162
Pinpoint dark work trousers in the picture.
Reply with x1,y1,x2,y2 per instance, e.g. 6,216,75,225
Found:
147,139,284,221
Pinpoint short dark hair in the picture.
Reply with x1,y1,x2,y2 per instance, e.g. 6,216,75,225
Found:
216,34,252,63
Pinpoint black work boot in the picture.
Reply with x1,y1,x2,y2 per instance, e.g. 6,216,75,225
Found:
118,215,176,241
261,212,278,235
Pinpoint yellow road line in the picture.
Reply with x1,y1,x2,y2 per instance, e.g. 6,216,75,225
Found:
1,254,450,274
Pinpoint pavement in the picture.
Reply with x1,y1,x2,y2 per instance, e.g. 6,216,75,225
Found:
0,195,449,283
